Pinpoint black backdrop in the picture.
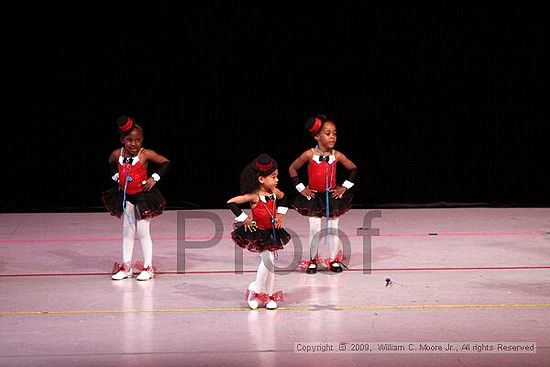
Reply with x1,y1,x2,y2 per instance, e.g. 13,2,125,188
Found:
3,3,549,212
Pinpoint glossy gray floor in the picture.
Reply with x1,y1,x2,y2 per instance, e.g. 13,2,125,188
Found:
1,208,549,367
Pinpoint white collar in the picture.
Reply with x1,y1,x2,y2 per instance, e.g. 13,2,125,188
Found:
119,155,140,166
312,153,336,165
259,194,276,203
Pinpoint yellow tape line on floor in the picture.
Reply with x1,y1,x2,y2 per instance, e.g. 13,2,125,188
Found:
335,303,550,310
2,303,550,316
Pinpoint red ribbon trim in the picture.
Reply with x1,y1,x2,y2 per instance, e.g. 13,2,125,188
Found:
112,261,130,274
133,261,154,273
324,250,345,268
245,290,284,304
298,254,323,271
298,259,316,271
255,161,273,172
270,290,284,302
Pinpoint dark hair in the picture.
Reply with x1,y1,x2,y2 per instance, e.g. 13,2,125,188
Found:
239,154,278,194
305,114,329,135
116,115,140,135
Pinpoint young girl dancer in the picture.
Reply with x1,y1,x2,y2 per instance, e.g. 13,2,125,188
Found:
289,114,358,273
227,154,291,309
102,115,171,281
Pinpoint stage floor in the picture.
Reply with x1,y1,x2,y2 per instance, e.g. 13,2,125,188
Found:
1,208,549,366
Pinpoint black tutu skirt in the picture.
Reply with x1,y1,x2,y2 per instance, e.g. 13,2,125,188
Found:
231,225,291,253
292,190,353,218
102,186,166,219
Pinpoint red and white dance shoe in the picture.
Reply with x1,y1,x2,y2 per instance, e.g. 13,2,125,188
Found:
111,262,132,280
329,260,343,273
266,291,284,310
136,268,154,281
298,258,318,274
245,282,259,310
134,262,154,281
325,251,346,273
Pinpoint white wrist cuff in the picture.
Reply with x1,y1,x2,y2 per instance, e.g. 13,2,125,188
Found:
342,180,354,189
151,173,161,182
277,206,288,215
235,212,248,222
111,173,119,182
295,183,306,192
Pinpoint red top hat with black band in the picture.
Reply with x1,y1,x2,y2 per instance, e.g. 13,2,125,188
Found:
255,154,278,174
305,114,327,135
116,115,136,134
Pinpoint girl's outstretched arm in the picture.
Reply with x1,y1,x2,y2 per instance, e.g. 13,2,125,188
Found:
227,194,257,231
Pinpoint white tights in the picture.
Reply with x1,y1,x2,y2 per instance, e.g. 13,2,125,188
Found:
121,201,153,267
250,251,275,295
308,217,340,260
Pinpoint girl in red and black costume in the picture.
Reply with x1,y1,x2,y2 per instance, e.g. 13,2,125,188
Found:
289,114,358,274
227,154,291,310
102,115,171,281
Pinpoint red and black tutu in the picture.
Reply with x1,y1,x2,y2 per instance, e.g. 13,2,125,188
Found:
231,225,291,253
292,190,353,218
102,186,166,219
